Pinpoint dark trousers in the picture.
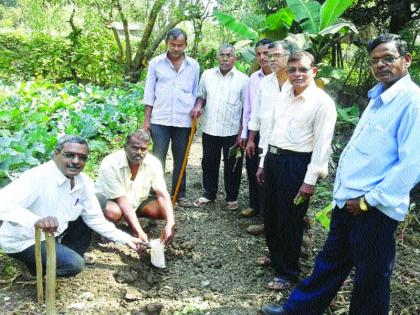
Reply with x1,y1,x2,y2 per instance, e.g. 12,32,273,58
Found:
245,132,262,213
151,124,191,198
9,217,92,277
202,132,243,202
264,150,311,281
284,206,398,315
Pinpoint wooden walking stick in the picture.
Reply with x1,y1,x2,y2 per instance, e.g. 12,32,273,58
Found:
171,119,197,205
35,227,57,315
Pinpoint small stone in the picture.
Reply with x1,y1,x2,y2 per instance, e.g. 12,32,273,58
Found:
201,280,210,287
80,292,94,301
255,269,265,277
145,302,164,314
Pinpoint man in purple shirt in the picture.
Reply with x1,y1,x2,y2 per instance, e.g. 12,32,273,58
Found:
238,39,272,225
143,28,200,205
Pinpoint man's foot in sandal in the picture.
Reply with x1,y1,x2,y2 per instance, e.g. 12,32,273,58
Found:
265,277,293,290
256,255,271,266
193,197,214,207
226,200,238,210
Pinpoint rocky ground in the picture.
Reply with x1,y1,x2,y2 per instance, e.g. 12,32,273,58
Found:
1,133,419,314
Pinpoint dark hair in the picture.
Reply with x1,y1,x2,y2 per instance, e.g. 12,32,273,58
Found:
125,130,151,146
255,38,273,49
55,135,88,152
367,34,408,55
166,28,187,42
268,40,291,54
288,51,315,67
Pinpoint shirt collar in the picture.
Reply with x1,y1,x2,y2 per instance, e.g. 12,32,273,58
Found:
256,69,265,78
216,67,236,77
368,74,412,106
285,80,317,100
51,160,82,191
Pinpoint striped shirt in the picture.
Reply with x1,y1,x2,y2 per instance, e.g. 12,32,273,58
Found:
0,161,132,253
143,53,200,128
333,74,420,221
198,67,249,137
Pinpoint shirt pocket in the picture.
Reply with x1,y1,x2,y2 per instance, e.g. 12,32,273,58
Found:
354,123,392,156
65,202,84,222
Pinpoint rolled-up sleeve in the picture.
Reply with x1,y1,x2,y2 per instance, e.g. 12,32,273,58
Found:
143,59,157,106
304,98,337,185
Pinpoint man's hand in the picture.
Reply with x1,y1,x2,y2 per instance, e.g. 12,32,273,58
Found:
135,229,149,243
190,104,202,120
161,222,176,245
256,167,264,185
294,183,315,204
142,119,151,132
237,136,246,149
246,140,256,158
346,198,364,216
126,237,149,251
34,216,59,234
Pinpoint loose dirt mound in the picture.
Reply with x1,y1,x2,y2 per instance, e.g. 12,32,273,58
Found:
1,135,419,314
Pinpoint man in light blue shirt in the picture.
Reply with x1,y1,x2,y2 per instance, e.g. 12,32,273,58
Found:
262,34,420,315
143,28,200,204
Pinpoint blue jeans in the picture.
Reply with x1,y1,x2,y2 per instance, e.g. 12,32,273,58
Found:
284,206,398,315
8,217,92,277
150,124,191,198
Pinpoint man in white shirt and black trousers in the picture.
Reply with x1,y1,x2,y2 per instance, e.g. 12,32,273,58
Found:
257,51,337,291
191,44,249,210
0,135,143,277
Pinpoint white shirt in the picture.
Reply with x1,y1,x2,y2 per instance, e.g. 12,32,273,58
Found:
0,161,132,253
197,67,249,137
262,82,337,185
95,150,166,210
248,73,291,153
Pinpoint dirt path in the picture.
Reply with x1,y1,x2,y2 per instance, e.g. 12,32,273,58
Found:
1,132,419,314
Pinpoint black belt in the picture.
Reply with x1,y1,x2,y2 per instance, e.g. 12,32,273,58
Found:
268,145,311,157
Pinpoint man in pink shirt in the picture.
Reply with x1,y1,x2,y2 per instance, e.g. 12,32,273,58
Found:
238,39,272,224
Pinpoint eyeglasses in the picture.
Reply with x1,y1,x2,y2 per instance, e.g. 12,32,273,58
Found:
62,151,88,162
287,67,312,74
268,53,289,59
368,55,403,66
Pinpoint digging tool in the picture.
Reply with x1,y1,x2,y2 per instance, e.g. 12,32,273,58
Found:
35,227,57,315
171,119,197,205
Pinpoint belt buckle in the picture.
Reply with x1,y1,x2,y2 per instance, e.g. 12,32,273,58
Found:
269,146,277,154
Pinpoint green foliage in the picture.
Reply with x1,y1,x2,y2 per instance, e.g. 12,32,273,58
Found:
173,305,204,315
315,203,333,231
286,0,321,34
336,104,360,126
319,0,354,31
0,31,125,85
213,11,259,41
0,80,144,186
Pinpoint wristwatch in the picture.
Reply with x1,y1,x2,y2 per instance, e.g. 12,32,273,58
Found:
359,197,369,211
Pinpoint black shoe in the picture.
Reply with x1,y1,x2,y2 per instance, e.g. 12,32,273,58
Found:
261,304,289,315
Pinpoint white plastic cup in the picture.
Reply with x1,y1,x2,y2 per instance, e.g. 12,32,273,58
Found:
150,239,166,268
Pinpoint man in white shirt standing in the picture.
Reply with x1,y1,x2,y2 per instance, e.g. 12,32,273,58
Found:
95,130,175,245
244,40,291,236
191,44,249,209
0,136,142,277
259,51,337,290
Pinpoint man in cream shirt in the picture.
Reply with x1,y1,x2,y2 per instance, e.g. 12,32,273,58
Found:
0,135,142,277
95,130,175,245
258,51,336,291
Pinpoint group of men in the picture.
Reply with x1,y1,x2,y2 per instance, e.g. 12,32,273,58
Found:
0,27,419,315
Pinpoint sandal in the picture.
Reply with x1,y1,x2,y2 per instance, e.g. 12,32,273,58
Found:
256,255,271,266
226,200,238,210
193,197,213,207
265,277,293,291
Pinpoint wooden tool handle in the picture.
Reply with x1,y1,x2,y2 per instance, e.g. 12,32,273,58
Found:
35,227,43,304
45,232,56,315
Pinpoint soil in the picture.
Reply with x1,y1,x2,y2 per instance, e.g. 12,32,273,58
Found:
1,132,419,315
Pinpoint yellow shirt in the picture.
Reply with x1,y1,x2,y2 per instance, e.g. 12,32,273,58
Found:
95,150,166,209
